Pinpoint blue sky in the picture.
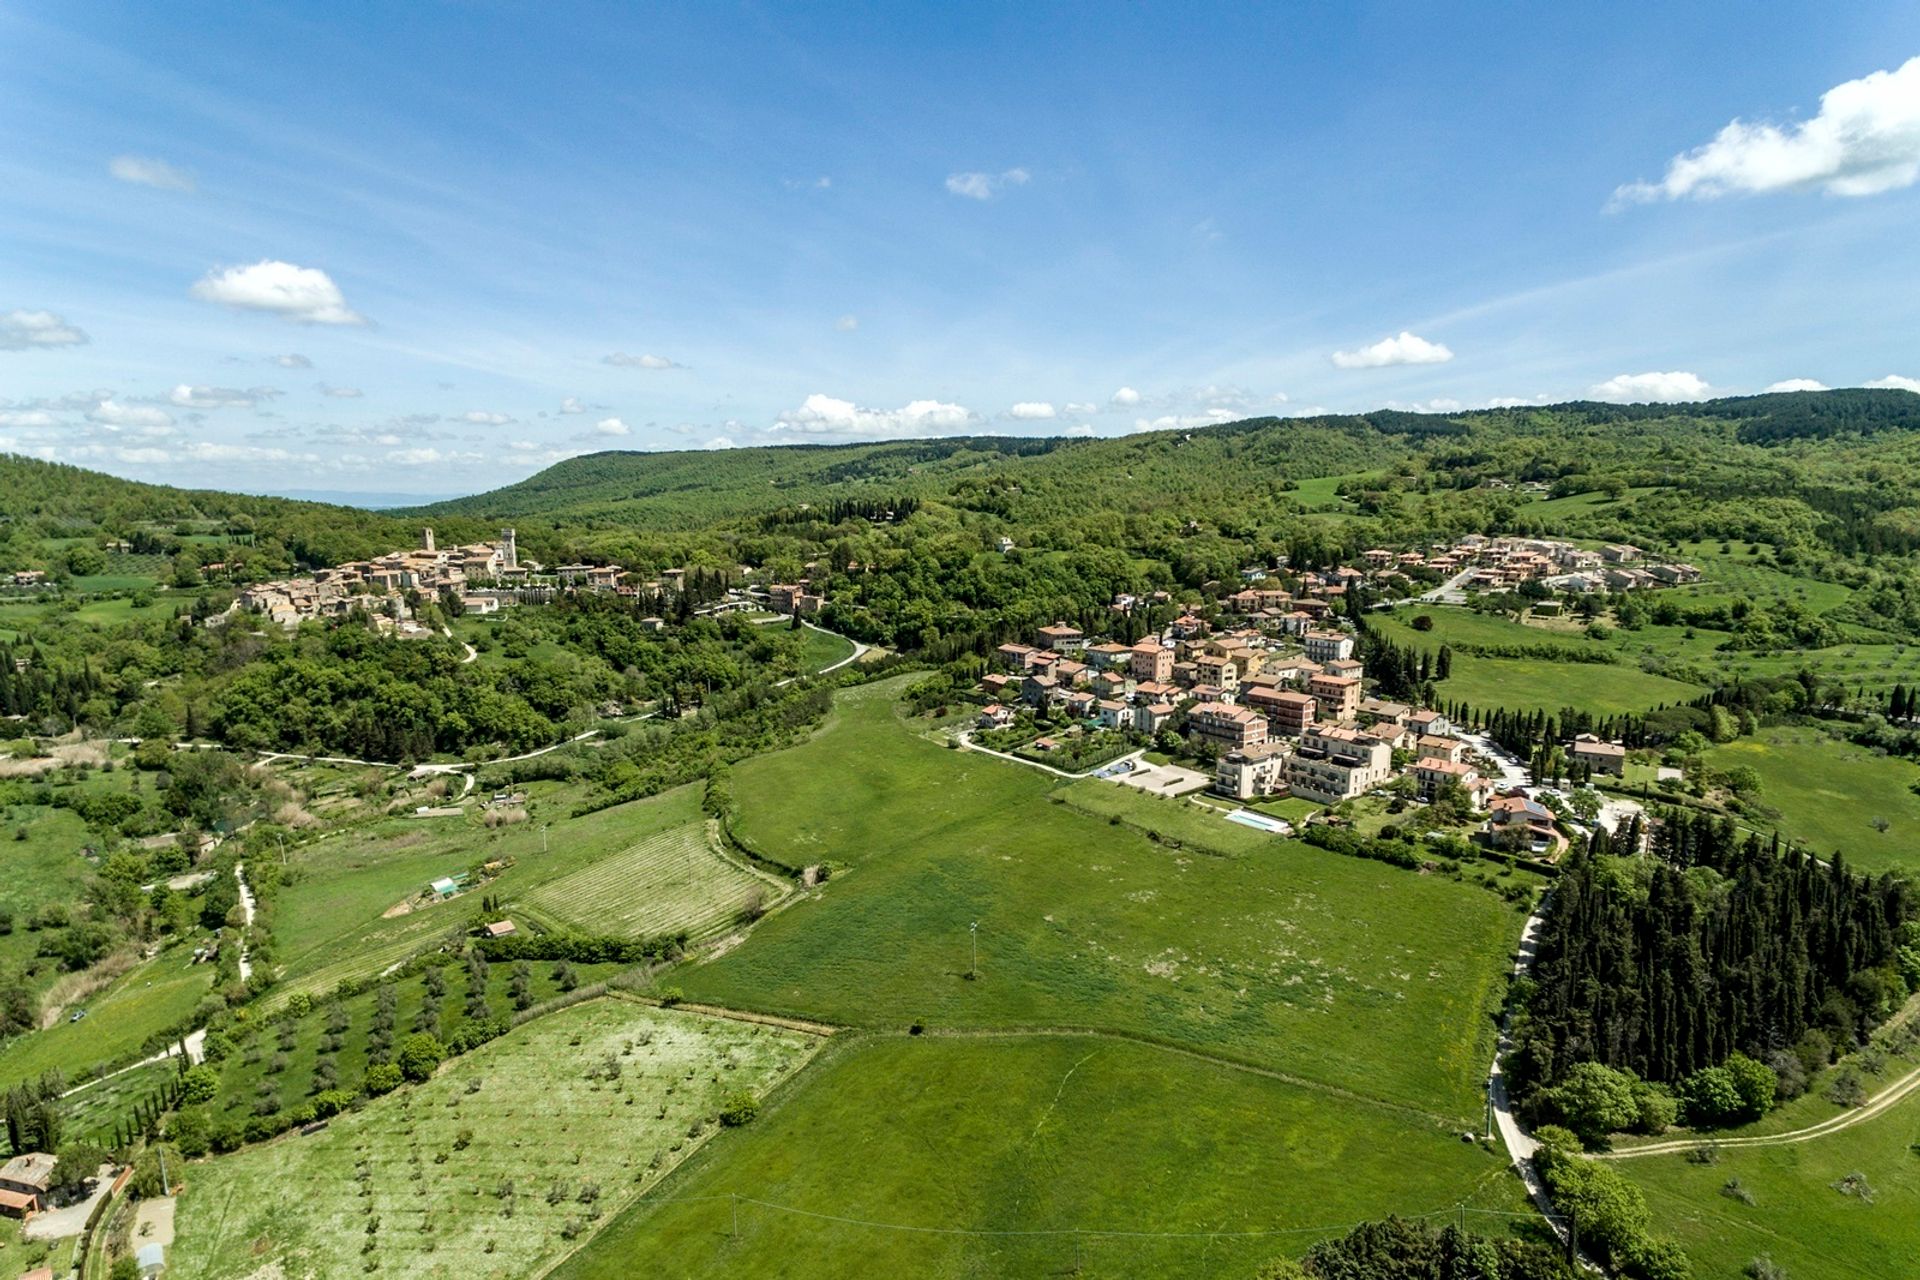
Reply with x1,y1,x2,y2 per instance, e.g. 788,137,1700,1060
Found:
3,2,1919,498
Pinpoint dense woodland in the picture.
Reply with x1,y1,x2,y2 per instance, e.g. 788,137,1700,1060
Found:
1513,829,1916,1102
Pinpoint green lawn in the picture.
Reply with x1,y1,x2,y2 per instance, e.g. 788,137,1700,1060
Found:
171,997,821,1280
552,1033,1533,1280
0,946,213,1088
682,678,1533,1121
1704,726,1920,874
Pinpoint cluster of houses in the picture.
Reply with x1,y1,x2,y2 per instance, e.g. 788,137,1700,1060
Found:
978,606,1627,855
238,526,535,629
236,527,663,632
1358,535,1701,595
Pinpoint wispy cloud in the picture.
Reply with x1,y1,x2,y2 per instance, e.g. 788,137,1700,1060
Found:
1613,56,1920,205
108,154,196,192
170,384,274,409
945,168,1030,200
603,351,682,369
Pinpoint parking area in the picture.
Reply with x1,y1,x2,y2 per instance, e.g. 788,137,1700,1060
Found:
1111,760,1211,796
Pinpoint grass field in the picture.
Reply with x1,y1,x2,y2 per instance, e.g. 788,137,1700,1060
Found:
1624,1085,1920,1279
1704,726,1920,874
268,785,705,1003
1373,607,1707,715
552,1033,1535,1280
0,804,111,993
0,947,213,1089
684,678,1533,1121
522,820,782,941
793,624,856,672
170,998,820,1280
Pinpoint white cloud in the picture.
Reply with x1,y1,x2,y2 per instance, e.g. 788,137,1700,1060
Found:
0,410,58,428
86,399,174,428
1389,398,1463,414
1007,401,1056,421
191,260,366,325
1866,374,1920,393
705,435,737,449
1613,56,1920,205
0,310,89,351
1332,331,1454,368
784,176,832,191
1064,424,1096,438
603,352,681,369
1131,409,1239,433
320,384,363,398
559,396,586,414
170,384,267,409
1063,401,1097,416
1486,395,1548,409
594,417,631,436
773,393,974,440
1109,386,1141,407
1764,378,1829,393
108,155,195,192
835,314,859,332
464,410,511,425
1588,370,1713,403
945,168,1030,200
273,353,313,369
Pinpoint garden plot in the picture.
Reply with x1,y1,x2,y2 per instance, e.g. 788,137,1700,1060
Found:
522,821,783,941
169,997,821,1280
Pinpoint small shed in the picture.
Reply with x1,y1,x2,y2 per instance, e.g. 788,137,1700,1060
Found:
136,1241,166,1276
429,877,460,898
483,920,516,938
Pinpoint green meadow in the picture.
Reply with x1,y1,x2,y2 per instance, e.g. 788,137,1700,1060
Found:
1704,725,1920,874
680,677,1534,1121
554,1033,1535,1280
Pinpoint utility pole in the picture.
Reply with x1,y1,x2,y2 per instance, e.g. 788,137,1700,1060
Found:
969,921,979,980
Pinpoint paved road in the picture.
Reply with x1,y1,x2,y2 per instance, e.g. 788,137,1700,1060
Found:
233,862,257,982
1373,567,1478,608
61,1028,206,1101
953,731,1145,780
441,624,479,663
1487,896,1602,1272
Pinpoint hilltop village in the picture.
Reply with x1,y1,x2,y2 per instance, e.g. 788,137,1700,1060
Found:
961,531,1692,855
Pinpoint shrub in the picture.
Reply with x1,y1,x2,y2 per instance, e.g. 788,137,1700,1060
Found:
719,1091,758,1127
396,1032,444,1083
363,1063,403,1096
181,1063,220,1104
